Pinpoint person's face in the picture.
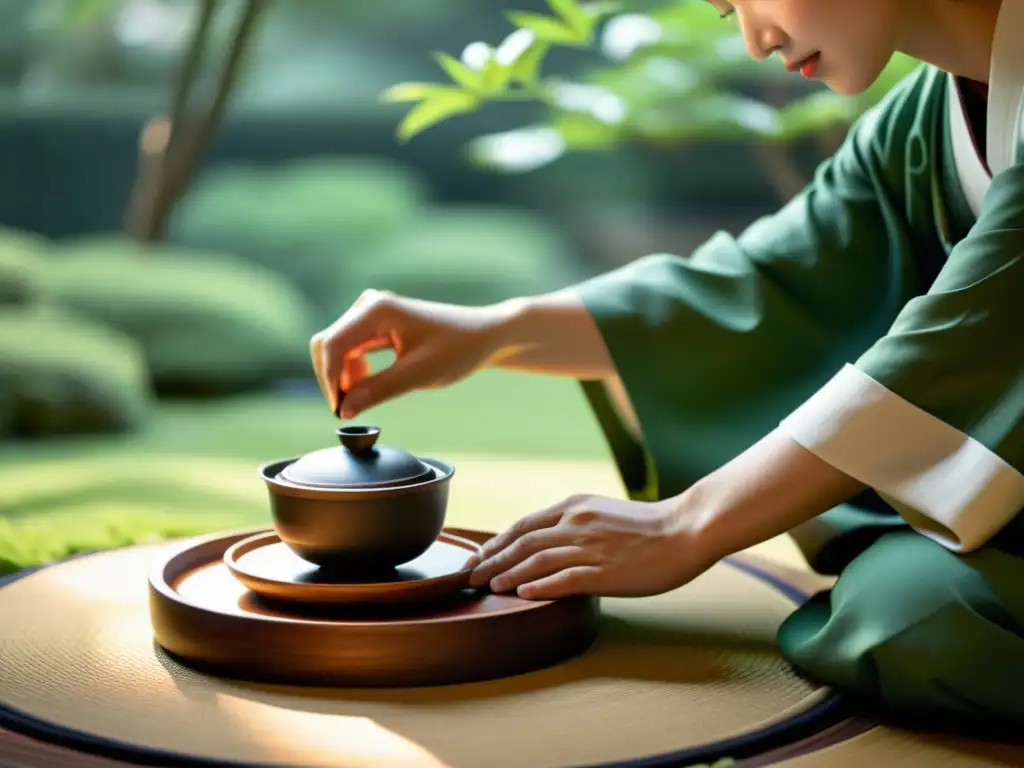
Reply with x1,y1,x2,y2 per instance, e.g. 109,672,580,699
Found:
706,1,905,95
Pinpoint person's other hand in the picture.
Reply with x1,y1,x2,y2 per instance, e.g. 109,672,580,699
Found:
466,494,713,600
310,289,512,418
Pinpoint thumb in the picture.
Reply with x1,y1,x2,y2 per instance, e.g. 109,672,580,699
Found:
340,347,434,418
316,294,399,414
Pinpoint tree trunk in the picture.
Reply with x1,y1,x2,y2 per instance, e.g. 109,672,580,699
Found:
125,0,266,244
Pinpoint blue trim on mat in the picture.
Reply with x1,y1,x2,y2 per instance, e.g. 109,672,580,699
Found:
0,551,852,768
724,556,817,606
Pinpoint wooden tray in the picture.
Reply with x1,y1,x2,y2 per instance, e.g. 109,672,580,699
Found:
223,529,481,606
148,528,601,687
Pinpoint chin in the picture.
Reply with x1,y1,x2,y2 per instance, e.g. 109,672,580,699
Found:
822,67,887,96
823,77,867,96
823,53,896,96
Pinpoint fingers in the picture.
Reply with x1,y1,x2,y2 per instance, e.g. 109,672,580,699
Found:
469,527,577,588
518,565,602,600
341,345,431,418
488,545,593,594
337,332,397,412
311,290,398,414
463,494,616,599
340,351,370,394
465,501,568,573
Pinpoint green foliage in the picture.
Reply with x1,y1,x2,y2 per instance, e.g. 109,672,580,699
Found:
351,205,585,306
0,452,266,576
168,156,430,326
0,227,49,306
381,0,620,145
42,237,315,395
0,303,151,438
27,0,120,31
387,85,481,144
172,156,430,250
382,0,922,171
0,508,223,577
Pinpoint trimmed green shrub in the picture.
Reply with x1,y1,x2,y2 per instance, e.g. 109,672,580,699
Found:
267,157,432,239
0,226,49,306
0,304,150,438
43,238,315,395
168,156,431,325
347,206,585,307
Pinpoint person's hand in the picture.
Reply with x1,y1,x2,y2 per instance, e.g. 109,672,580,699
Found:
310,289,512,418
466,494,714,600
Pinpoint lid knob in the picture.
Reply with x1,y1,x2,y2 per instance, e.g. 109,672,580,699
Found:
278,424,434,488
337,425,381,456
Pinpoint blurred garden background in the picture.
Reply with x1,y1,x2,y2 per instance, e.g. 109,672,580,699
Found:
0,0,919,573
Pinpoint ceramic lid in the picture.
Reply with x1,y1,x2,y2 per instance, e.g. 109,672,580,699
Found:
279,426,435,489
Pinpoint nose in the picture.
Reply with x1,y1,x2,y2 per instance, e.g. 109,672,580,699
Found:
738,15,787,61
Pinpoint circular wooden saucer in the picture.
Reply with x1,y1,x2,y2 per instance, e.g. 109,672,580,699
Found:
223,530,481,606
149,528,600,687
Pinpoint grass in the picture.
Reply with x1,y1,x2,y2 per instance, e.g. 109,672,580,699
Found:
0,367,609,465
0,368,620,575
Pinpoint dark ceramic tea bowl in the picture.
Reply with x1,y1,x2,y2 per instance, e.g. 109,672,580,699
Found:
258,425,454,572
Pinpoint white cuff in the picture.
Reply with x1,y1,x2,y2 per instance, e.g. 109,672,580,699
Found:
780,364,1024,552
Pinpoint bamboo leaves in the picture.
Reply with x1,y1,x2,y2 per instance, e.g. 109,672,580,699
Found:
382,0,921,170
381,0,622,143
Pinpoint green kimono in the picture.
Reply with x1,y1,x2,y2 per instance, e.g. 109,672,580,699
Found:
573,1,1024,725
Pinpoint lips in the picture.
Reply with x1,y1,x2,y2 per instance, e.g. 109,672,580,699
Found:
785,52,820,76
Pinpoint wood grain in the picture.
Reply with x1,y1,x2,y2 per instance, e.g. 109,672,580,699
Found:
223,529,481,605
150,527,601,688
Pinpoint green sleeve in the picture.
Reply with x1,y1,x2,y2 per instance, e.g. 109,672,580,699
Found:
572,65,948,499
779,161,1024,551
856,162,1024,466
